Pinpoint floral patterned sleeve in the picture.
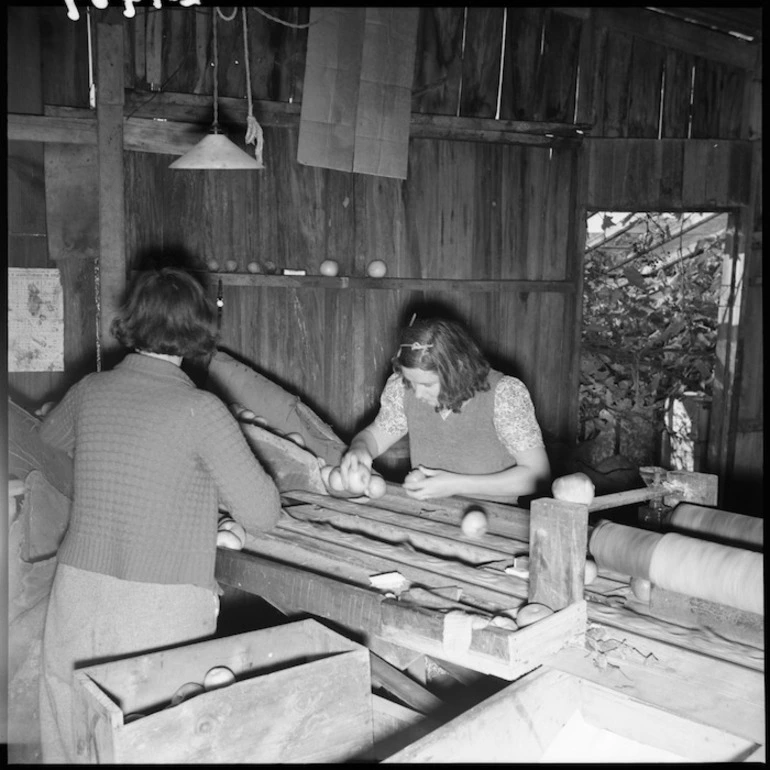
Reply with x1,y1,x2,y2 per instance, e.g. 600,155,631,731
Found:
494,376,545,455
371,373,409,438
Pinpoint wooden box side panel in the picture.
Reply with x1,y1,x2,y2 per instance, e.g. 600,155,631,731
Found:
72,675,123,763
384,668,580,763
109,651,373,764
577,677,760,762
79,619,359,715
380,600,586,680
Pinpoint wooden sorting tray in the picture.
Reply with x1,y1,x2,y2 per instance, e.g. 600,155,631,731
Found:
73,619,373,764
379,599,588,681
384,667,761,763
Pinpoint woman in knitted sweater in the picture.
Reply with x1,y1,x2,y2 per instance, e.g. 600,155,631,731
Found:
38,267,281,763
340,316,551,504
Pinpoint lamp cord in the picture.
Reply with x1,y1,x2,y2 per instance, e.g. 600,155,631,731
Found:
242,8,264,163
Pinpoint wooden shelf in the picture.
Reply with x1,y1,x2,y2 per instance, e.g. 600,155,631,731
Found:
202,272,576,293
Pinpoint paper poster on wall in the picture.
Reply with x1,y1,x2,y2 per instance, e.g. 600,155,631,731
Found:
8,268,65,372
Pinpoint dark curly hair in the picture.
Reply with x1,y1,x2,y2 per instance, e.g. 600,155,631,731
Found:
110,267,218,358
391,317,490,413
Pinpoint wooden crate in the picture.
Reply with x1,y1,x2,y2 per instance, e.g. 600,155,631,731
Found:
380,599,588,680
384,667,762,763
73,619,373,764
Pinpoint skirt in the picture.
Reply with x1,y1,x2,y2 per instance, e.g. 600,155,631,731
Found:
39,563,219,763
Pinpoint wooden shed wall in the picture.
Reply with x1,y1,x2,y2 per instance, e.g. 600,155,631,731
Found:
7,6,762,502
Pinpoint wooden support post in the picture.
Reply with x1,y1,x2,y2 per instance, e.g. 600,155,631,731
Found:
96,17,127,358
370,652,444,715
528,498,588,611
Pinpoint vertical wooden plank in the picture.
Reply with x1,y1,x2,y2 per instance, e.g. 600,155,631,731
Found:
96,17,127,356
500,7,544,122
162,7,197,94
192,6,211,95
40,6,90,108
574,10,596,126
538,9,582,123
594,28,633,138
59,258,99,382
620,139,657,206
145,6,164,90
124,152,168,268
564,145,588,445
214,6,246,100
626,38,665,138
404,138,437,279
528,497,588,611
44,144,99,262
325,159,358,433
275,126,327,271
204,170,249,270
661,48,694,139
658,139,684,207
691,58,748,140
459,7,504,119
131,6,147,88
465,142,501,280
498,145,525,280
8,7,43,114
267,6,310,103
163,157,208,261
411,7,465,116
523,149,549,280
356,176,409,276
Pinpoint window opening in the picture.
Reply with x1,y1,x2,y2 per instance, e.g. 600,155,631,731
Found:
579,211,737,476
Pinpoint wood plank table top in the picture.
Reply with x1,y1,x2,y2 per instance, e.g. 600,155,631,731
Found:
215,484,765,745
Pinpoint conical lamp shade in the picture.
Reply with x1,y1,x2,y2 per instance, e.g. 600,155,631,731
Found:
169,132,263,170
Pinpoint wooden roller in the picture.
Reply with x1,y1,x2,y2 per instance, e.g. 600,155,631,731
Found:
648,533,763,616
588,521,663,577
667,503,763,550
589,521,764,615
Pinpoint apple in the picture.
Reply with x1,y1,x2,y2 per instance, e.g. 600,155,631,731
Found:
516,603,554,627
366,473,387,499
169,682,205,707
285,432,306,448
551,472,596,504
203,666,236,691
461,508,488,538
320,259,339,277
328,466,346,492
217,530,244,550
403,468,426,486
346,465,371,495
218,518,246,548
367,259,387,278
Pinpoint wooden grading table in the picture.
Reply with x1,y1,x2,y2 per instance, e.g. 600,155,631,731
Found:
215,483,765,751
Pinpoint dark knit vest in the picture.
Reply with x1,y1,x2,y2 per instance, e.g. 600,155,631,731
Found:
405,369,516,474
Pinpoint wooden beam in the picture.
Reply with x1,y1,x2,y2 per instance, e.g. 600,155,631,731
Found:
8,113,96,144
95,19,126,356
593,8,758,71
528,498,588,611
369,652,444,715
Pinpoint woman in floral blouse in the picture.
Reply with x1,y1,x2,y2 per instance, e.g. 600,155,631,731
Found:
340,316,551,504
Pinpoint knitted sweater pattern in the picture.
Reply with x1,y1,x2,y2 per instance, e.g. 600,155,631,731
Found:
39,354,280,591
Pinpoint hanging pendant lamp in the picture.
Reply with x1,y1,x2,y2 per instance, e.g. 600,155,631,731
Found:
170,8,263,170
